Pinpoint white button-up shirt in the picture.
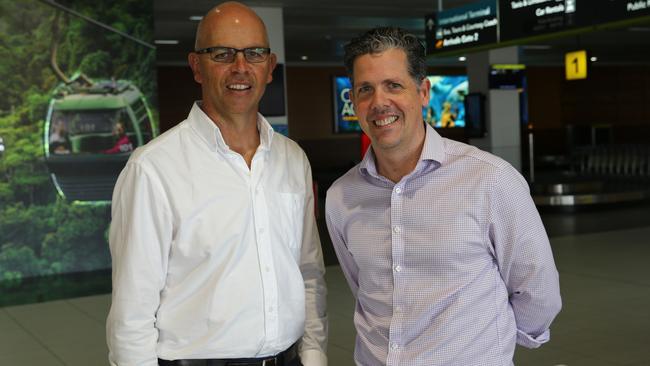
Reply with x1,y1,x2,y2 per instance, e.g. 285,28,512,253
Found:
107,103,327,365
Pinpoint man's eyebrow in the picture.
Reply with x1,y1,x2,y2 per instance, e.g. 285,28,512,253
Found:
382,78,404,85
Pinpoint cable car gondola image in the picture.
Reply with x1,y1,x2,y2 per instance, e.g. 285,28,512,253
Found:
42,5,158,203
44,77,158,202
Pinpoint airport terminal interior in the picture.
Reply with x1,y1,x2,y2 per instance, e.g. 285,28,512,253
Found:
1,0,650,365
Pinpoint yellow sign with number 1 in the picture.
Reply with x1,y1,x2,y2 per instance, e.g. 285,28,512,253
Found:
565,50,587,80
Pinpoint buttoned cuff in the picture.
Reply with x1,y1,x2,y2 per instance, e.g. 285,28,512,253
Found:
299,349,327,366
516,328,550,349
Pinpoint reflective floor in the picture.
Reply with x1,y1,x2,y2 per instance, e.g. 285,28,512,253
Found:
1,204,649,365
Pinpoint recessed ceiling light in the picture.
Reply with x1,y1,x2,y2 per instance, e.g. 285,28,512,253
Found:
154,40,179,45
458,56,466,62
590,56,598,62
301,55,308,61
189,15,203,21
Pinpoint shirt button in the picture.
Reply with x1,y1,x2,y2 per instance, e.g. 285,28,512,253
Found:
393,226,401,233
394,265,402,272
395,187,402,194
395,306,402,313
259,228,265,234
268,307,274,313
265,266,271,272
391,343,399,350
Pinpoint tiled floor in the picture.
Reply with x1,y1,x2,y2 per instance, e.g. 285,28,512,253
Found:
1,216,649,365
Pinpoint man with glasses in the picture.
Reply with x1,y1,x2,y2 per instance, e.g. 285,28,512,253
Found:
107,2,327,365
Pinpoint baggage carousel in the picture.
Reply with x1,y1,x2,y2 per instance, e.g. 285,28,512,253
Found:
531,144,650,207
532,180,650,207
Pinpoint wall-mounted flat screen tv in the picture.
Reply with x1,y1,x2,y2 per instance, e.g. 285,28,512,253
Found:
423,75,468,128
465,92,486,138
489,64,525,90
259,63,286,117
333,75,468,133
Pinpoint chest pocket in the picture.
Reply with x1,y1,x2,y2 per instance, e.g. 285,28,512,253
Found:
270,191,305,259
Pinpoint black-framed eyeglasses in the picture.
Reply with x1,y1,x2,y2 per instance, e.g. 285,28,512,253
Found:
195,46,271,63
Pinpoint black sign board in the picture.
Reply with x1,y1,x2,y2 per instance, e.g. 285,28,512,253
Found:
425,0,498,54
595,0,650,23
499,0,595,42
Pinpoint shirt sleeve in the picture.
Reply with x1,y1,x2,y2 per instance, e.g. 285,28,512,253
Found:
106,161,173,365
487,164,562,349
325,185,360,298
298,159,328,366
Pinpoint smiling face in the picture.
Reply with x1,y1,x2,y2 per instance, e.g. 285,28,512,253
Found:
188,3,276,122
351,48,429,157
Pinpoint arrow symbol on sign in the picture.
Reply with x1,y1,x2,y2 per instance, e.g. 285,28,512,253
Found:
427,18,435,31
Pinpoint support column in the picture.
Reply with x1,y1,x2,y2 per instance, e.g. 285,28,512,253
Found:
466,46,522,171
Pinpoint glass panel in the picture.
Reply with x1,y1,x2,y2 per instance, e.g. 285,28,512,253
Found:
49,108,134,154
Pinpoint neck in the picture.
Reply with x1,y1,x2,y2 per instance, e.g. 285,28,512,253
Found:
374,136,425,184
202,105,260,168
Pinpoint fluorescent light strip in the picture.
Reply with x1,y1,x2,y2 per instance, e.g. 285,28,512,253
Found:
154,40,179,45
523,45,552,50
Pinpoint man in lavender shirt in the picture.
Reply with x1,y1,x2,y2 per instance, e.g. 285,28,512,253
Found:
325,27,561,366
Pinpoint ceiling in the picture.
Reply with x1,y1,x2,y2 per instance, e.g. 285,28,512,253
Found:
153,0,650,67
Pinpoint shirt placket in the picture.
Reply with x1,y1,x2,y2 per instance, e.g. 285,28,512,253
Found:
386,182,406,366
249,151,280,348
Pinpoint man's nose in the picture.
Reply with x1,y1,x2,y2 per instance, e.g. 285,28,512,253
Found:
370,88,389,108
231,52,248,71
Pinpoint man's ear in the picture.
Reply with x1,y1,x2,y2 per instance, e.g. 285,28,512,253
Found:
188,53,203,84
266,53,278,84
419,77,430,107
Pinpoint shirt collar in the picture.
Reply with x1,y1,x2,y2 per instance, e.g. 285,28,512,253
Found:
421,123,445,165
188,102,275,153
359,123,445,178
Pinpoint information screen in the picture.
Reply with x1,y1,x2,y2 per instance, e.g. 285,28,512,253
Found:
425,0,498,54
498,0,595,42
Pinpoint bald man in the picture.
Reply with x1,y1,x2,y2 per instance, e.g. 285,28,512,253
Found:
106,2,327,365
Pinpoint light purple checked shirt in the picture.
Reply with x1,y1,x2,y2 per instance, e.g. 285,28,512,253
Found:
325,125,561,366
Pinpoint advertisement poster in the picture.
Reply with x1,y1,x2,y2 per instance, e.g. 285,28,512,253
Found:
333,76,361,133
0,0,157,283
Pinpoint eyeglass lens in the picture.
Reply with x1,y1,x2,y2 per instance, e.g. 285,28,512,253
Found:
211,47,268,63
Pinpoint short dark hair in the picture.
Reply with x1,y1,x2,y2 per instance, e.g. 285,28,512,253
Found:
343,27,426,86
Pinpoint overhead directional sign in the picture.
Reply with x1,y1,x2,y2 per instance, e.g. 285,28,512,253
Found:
595,0,650,23
425,0,498,54
424,0,650,56
499,0,595,42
